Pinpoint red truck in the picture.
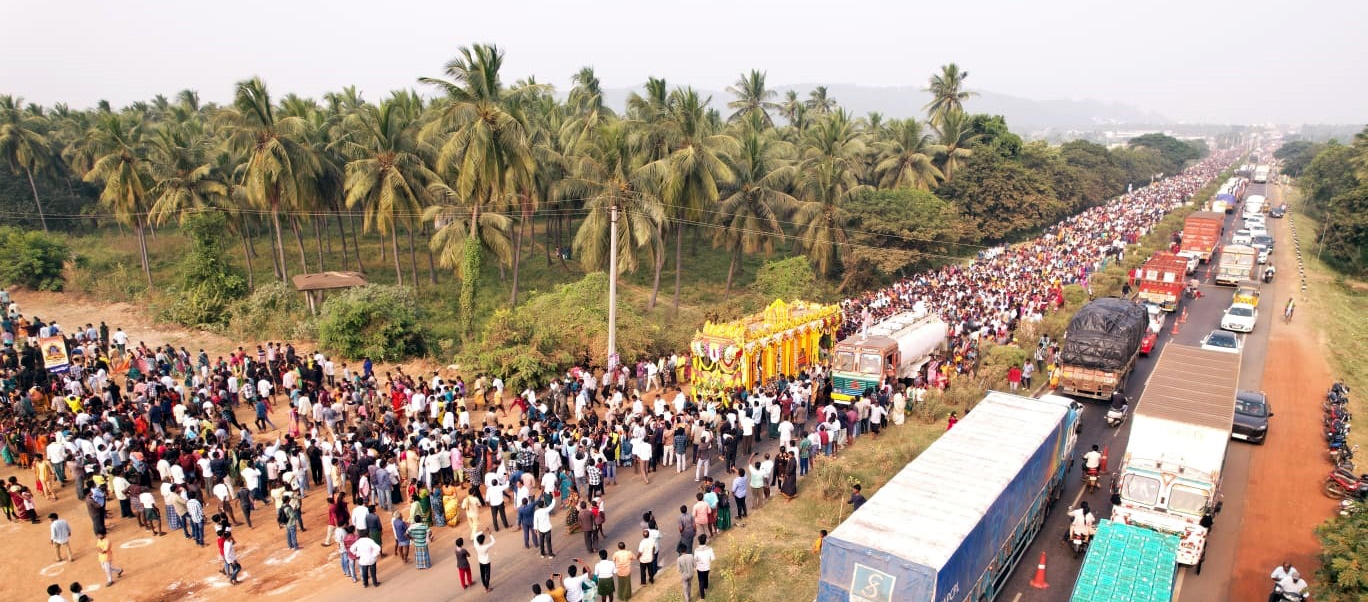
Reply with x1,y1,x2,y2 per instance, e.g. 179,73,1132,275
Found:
1179,211,1225,263
1136,252,1189,311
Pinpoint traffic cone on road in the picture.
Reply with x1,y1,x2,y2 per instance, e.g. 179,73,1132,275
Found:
1100,445,1109,472
1171,319,1181,335
1180,308,1188,324
1030,552,1050,589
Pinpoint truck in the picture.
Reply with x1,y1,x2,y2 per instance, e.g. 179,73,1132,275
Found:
831,312,947,401
1135,252,1189,311
1057,298,1149,400
1254,165,1270,183
1111,344,1240,567
1178,212,1225,263
1070,520,1180,602
818,392,1081,602
1215,244,1257,285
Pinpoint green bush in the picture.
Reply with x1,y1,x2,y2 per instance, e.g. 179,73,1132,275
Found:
161,212,248,328
749,256,817,303
1318,511,1368,601
226,281,312,340
460,272,660,389
317,284,427,361
0,226,69,291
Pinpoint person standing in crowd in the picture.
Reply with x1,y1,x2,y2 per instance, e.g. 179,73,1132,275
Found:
48,513,73,561
474,531,496,592
408,516,432,569
676,543,696,602
350,530,382,587
223,532,242,585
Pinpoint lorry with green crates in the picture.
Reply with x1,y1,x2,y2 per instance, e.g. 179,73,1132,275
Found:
1070,519,1179,602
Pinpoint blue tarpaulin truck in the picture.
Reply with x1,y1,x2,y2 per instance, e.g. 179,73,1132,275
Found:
817,392,1082,602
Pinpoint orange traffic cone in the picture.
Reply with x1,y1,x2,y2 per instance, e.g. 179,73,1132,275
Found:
1180,308,1188,324
1100,445,1109,472
1030,552,1050,589
1171,319,1181,335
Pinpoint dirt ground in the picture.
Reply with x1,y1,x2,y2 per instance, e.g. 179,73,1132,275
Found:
0,290,453,602
1226,187,1330,600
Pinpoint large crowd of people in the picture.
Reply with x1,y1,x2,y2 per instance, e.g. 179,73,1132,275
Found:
4,152,1235,602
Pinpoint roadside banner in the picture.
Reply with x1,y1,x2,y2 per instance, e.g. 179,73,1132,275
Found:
39,336,71,373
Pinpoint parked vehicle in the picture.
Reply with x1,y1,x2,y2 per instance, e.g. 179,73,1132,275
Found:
1058,299,1149,400
817,392,1081,602
1221,303,1258,333
1232,230,1253,245
1254,165,1271,183
1323,466,1368,500
1135,253,1188,311
1180,212,1226,262
1216,245,1258,285
1270,205,1286,218
1068,520,1179,602
1233,390,1273,443
1112,344,1241,568
830,312,946,402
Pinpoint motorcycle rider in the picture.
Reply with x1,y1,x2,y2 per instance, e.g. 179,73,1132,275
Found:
1264,265,1277,283
1067,502,1097,541
1107,391,1129,425
1083,445,1102,472
1273,568,1309,601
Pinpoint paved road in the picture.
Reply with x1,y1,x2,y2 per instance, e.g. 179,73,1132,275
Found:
297,415,792,601
1003,182,1280,602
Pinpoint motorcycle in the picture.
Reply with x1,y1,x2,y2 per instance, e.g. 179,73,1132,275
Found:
1323,467,1368,500
1325,422,1351,442
1272,584,1308,601
1066,527,1091,558
1083,466,1100,493
1340,499,1365,517
1106,401,1128,428
1330,444,1359,468
1325,404,1351,425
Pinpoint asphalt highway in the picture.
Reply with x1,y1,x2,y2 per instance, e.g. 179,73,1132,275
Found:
1004,181,1281,602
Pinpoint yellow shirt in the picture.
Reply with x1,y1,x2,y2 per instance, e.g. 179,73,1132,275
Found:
97,537,111,563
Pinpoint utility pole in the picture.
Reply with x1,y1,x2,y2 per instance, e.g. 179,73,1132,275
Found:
607,202,619,366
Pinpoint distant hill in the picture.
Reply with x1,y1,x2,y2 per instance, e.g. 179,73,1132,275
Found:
595,83,1170,133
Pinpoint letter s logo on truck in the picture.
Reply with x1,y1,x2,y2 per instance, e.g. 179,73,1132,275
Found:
850,563,895,602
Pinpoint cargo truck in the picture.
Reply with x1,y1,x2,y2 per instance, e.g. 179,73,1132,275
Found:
1111,344,1240,568
817,392,1081,602
1215,244,1257,285
1057,298,1149,400
1179,212,1225,263
831,312,946,401
1070,520,1179,602
1135,252,1189,311
1254,165,1270,183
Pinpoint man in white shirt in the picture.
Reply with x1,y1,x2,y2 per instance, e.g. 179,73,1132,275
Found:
349,535,382,587
533,500,555,558
694,535,716,599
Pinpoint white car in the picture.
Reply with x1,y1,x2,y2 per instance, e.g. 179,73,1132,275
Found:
1232,229,1253,245
1248,224,1268,238
1257,248,1270,264
1244,216,1266,229
1221,303,1258,333
1201,329,1242,354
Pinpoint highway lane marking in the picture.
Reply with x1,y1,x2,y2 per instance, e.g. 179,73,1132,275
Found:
1012,593,1022,602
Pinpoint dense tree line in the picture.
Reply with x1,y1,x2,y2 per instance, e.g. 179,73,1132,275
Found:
0,45,1209,329
1281,127,1368,274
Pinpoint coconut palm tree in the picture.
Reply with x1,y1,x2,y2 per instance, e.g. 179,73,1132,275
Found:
792,112,870,280
338,95,438,287
83,113,155,286
420,43,538,326
875,118,946,190
725,70,779,127
0,95,54,231
714,116,797,294
923,63,977,123
223,77,321,281
779,90,803,126
805,86,838,116
933,110,980,180
640,87,737,312
564,119,663,275
146,121,228,226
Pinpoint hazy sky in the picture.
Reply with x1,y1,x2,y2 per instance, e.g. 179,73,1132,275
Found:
3,0,1362,125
